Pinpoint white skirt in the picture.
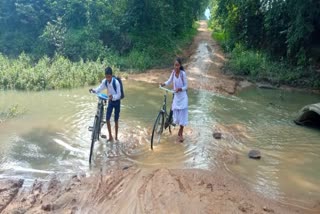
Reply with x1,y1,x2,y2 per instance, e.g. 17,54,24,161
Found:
173,108,188,126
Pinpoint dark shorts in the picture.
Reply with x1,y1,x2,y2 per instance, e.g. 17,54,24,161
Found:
106,100,121,122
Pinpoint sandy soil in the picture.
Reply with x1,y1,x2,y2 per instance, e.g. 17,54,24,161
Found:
1,21,319,214
2,167,316,214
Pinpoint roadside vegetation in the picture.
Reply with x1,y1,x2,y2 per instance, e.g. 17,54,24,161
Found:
0,104,26,123
209,0,320,89
0,0,207,90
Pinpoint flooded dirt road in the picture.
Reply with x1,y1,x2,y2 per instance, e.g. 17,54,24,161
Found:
1,21,320,214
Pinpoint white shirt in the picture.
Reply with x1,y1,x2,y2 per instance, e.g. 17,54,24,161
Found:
164,70,188,110
94,78,121,101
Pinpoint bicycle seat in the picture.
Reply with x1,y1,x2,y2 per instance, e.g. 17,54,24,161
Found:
97,93,108,100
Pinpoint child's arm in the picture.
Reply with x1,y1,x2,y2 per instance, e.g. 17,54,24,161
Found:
93,79,107,93
163,71,174,86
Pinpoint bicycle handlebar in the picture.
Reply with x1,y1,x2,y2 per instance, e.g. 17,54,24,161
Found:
97,93,109,100
159,86,175,94
90,90,109,101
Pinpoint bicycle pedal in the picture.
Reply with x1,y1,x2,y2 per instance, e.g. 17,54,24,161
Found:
88,126,93,131
171,123,176,127
100,134,107,139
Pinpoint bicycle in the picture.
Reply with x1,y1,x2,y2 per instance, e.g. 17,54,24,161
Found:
150,86,175,150
88,92,108,164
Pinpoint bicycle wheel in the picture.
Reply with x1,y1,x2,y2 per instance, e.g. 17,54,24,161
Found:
151,112,164,150
89,115,100,164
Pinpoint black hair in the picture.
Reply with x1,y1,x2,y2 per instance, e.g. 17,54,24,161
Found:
176,57,184,71
105,66,112,75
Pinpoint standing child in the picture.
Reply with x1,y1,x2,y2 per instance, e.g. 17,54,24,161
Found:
89,66,121,142
160,58,188,142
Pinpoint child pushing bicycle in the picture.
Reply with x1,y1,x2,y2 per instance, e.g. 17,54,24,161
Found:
89,67,122,142
160,58,188,142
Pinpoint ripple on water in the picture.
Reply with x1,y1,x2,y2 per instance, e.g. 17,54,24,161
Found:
1,83,320,209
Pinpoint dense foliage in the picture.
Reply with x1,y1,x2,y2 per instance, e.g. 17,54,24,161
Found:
0,0,207,90
209,0,320,88
209,0,320,65
0,0,208,66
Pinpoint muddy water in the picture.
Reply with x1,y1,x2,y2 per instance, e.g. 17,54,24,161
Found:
1,82,320,208
228,88,320,208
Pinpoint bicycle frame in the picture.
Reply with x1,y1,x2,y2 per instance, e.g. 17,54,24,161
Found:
95,99,105,140
150,86,174,150
160,86,175,127
89,93,107,164
160,86,174,114
161,93,168,117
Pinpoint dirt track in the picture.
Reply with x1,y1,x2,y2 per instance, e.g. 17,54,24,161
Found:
1,21,319,214
129,21,250,95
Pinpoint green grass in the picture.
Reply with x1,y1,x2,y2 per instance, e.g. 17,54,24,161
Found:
212,31,226,43
0,53,119,91
225,44,320,89
212,29,234,52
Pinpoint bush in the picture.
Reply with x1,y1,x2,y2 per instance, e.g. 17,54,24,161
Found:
227,44,265,76
122,49,152,71
225,45,320,89
0,53,119,91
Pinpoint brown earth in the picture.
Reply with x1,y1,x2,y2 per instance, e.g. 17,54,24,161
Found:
1,21,319,214
128,21,251,95
2,167,318,214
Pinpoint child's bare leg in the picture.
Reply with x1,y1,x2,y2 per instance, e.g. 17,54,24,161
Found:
107,120,113,141
115,121,119,141
179,126,184,142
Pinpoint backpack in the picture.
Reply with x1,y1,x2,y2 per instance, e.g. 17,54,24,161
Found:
105,76,125,99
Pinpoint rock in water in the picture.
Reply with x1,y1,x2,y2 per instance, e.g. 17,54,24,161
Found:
248,150,261,159
213,132,222,139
